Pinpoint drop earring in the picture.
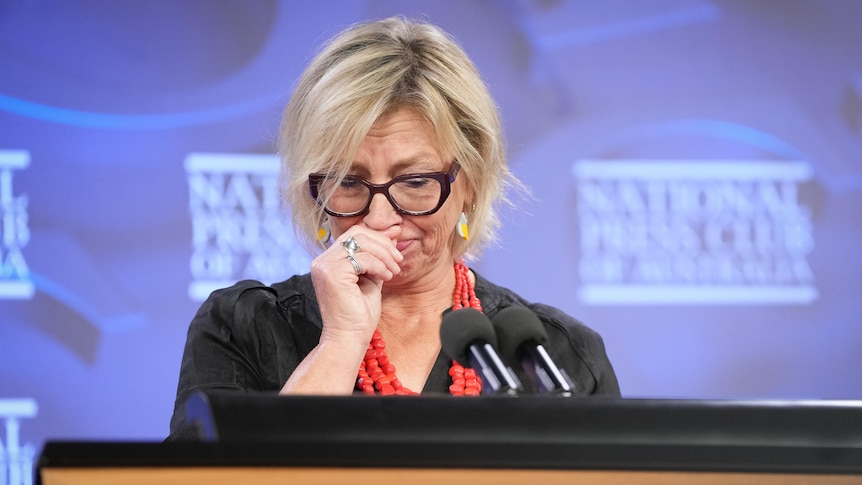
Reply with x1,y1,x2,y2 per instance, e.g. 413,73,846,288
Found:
316,219,331,243
457,212,469,241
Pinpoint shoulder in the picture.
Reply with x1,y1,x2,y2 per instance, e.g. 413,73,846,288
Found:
203,273,314,306
191,274,320,336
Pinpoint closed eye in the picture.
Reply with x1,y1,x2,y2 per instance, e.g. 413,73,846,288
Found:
400,177,432,189
339,177,362,189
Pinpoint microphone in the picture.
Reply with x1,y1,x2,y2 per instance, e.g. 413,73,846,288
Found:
492,306,575,396
440,308,522,396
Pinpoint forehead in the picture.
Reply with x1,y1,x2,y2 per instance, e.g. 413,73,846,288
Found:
352,107,446,174
363,108,438,150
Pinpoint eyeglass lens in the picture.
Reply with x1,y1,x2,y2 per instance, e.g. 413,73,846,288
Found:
317,175,444,215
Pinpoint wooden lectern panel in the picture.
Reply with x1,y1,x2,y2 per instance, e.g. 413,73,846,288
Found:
39,467,862,485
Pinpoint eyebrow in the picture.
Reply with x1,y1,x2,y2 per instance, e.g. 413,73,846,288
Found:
348,157,444,177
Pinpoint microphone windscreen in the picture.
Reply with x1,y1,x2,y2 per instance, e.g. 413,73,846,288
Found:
440,308,498,366
492,306,549,363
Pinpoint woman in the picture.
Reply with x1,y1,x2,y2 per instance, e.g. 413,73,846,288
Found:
169,17,618,440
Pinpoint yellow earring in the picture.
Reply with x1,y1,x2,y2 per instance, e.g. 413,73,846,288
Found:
457,212,469,240
316,219,331,243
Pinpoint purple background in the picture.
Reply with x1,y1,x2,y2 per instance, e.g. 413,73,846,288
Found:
1,0,861,452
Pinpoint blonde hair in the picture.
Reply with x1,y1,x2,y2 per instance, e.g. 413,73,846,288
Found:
278,17,517,259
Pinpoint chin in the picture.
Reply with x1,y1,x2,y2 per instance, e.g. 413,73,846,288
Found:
386,259,426,287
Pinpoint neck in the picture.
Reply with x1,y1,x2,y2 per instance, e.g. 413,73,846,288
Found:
378,288,454,344
379,263,456,334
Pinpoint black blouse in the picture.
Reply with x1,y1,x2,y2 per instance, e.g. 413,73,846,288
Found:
168,272,620,440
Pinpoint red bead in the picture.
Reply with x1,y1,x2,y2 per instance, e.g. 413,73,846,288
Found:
355,260,484,397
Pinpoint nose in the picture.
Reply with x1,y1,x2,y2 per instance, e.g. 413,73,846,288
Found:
362,192,402,231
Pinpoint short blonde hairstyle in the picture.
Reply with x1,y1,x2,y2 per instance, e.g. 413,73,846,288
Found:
278,16,517,259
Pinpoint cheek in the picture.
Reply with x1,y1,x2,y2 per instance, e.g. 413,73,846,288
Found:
412,184,466,247
420,211,459,248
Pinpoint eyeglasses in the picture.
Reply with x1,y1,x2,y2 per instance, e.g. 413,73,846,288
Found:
309,162,461,217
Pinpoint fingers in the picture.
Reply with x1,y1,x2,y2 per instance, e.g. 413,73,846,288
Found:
333,230,403,280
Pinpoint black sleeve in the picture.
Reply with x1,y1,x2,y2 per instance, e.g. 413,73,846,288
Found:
166,280,292,441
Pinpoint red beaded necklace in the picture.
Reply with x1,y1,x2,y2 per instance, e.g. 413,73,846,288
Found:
356,259,483,396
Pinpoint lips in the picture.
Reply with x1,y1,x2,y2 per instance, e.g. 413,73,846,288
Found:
395,239,412,252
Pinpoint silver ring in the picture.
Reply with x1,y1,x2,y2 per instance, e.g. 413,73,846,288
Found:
342,236,361,256
346,254,361,275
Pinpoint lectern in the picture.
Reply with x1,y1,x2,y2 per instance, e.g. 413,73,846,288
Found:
38,392,862,484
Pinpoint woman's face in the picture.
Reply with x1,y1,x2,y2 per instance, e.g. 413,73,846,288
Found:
328,107,468,288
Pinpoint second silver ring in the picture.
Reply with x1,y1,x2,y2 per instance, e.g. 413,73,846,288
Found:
346,254,362,275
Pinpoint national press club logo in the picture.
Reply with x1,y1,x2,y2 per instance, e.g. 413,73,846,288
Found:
572,159,816,305
0,399,38,485
0,150,32,300
185,153,311,301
